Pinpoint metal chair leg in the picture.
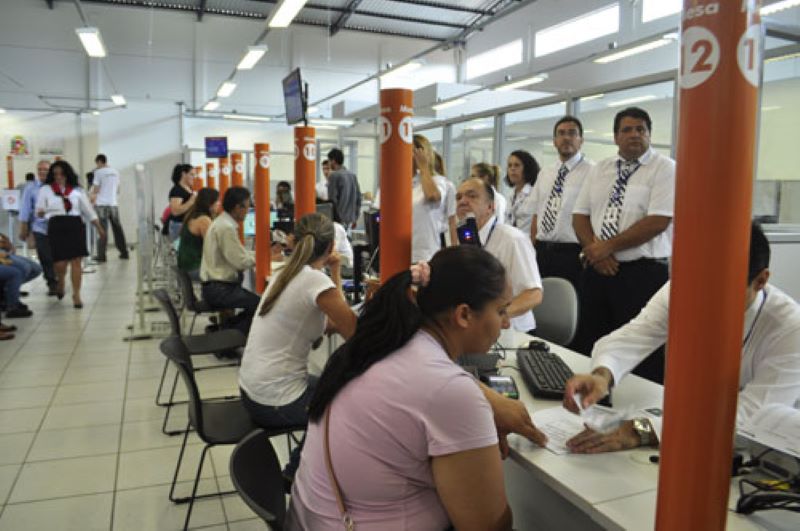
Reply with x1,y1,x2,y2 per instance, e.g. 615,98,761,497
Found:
162,370,185,436
169,423,191,503
181,443,209,531
154,358,172,406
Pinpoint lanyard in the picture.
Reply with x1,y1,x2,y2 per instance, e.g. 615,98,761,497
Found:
483,217,499,247
743,289,767,347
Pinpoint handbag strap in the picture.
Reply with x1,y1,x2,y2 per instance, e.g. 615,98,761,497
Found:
323,407,355,530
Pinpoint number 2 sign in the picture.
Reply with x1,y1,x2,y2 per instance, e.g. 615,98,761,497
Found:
680,26,720,89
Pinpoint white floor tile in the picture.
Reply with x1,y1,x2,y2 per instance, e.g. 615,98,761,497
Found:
3,355,70,373
0,369,64,389
40,401,123,431
9,454,116,503
0,464,20,503
227,518,270,531
116,444,215,491
0,432,36,465
27,424,120,461
0,492,112,531
124,397,186,423
0,408,46,435
0,387,55,410
60,364,127,385
51,380,125,405
119,419,202,453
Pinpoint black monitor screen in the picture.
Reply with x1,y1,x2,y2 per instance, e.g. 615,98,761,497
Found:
205,137,228,158
283,68,305,125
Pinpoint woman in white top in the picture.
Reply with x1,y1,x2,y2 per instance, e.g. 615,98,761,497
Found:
411,134,449,261
504,150,540,235
239,212,356,482
471,162,507,224
36,161,104,308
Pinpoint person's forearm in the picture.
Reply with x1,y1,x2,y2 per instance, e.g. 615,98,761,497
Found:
419,169,441,203
330,266,342,292
572,214,595,248
606,215,671,254
448,217,458,246
507,288,542,318
530,215,538,244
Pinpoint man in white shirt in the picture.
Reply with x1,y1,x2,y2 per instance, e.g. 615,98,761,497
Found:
456,178,543,333
571,107,675,382
201,187,258,334
90,154,129,262
530,116,595,288
563,223,800,453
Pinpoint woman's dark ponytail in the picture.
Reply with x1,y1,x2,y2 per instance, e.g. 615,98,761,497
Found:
308,270,421,421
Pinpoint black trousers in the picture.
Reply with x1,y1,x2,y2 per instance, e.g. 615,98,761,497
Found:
33,232,57,289
95,206,128,260
534,241,583,289
572,258,669,384
201,280,260,335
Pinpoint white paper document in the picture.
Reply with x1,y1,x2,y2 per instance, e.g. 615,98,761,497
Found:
531,407,587,455
737,404,800,458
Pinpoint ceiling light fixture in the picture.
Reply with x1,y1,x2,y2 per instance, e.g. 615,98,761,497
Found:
761,0,800,16
217,81,237,98
594,34,677,64
237,45,268,70
306,106,319,114
580,93,605,101
268,0,309,28
606,94,657,107
310,118,353,127
110,94,126,106
223,114,271,122
431,98,467,111
75,27,107,58
0,108,6,114
495,73,549,91
766,51,800,63
203,101,220,111
380,61,423,80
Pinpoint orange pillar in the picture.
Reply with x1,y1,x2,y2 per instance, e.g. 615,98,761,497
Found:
294,126,316,220
206,162,217,190
219,156,231,201
5,155,12,189
379,88,414,281
656,3,761,530
193,166,204,191
231,153,245,242
254,144,271,293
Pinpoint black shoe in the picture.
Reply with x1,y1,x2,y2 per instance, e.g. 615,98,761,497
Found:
93,256,107,263
6,307,33,318
47,288,59,297
20,291,29,297
119,254,129,260
73,303,83,309
282,474,293,495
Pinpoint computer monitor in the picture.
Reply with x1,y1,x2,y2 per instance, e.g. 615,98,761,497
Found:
282,68,306,125
243,209,256,237
205,136,228,158
363,210,380,274
316,202,334,222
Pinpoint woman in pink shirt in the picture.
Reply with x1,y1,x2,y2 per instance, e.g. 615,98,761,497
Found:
287,246,515,531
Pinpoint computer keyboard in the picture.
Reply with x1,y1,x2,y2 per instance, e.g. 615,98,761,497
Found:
517,347,574,400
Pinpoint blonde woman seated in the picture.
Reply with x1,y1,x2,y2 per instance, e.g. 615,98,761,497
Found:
238,213,356,482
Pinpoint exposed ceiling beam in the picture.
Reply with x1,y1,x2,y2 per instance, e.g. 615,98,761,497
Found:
385,0,493,15
330,0,364,37
197,0,206,22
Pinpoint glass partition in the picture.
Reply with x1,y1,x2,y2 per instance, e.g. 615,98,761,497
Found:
577,80,675,163
503,102,568,185
450,117,496,182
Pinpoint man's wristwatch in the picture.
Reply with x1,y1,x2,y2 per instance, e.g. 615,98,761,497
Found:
632,418,656,447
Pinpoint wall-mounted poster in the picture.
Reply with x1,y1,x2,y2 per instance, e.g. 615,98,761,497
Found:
9,135,31,158
39,135,65,157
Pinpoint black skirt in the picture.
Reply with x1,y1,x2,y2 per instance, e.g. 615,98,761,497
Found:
48,215,88,262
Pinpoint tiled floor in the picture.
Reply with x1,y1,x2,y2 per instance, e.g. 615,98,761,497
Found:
0,254,279,530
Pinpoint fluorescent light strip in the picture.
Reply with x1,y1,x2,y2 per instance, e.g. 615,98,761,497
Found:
111,94,126,106
217,81,237,98
0,108,6,114
203,101,220,111
311,124,339,130
431,98,467,111
306,106,319,114
761,0,800,15
580,93,605,101
766,51,800,63
268,0,308,28
311,118,353,126
237,45,268,70
594,37,674,64
223,114,271,122
495,73,549,91
535,4,619,58
761,106,781,111
606,94,657,107
380,61,422,80
75,27,107,58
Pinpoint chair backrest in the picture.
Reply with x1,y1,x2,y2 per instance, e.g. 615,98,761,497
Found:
159,336,206,437
229,429,286,530
532,277,578,346
173,266,200,312
153,288,182,336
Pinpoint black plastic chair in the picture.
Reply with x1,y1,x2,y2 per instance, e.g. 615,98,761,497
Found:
229,429,287,530
152,289,245,435
173,267,214,335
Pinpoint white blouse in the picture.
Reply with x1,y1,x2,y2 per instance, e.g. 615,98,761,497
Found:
36,185,98,222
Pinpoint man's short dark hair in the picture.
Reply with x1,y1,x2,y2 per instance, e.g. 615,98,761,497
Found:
95,154,107,164
322,160,330,166
327,148,344,166
613,107,652,135
553,115,583,137
748,222,770,283
222,186,251,214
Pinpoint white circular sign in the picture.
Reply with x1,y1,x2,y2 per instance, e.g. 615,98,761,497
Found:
398,116,413,145
234,162,244,174
737,24,762,87
209,168,217,177
294,144,299,160
258,155,270,169
378,116,392,144
303,143,316,161
680,26,720,89
221,165,231,176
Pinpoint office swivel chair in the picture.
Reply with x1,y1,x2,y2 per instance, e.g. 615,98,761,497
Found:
532,277,578,346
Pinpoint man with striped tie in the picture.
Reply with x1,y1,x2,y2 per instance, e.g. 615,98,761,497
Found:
530,116,595,288
570,107,675,383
